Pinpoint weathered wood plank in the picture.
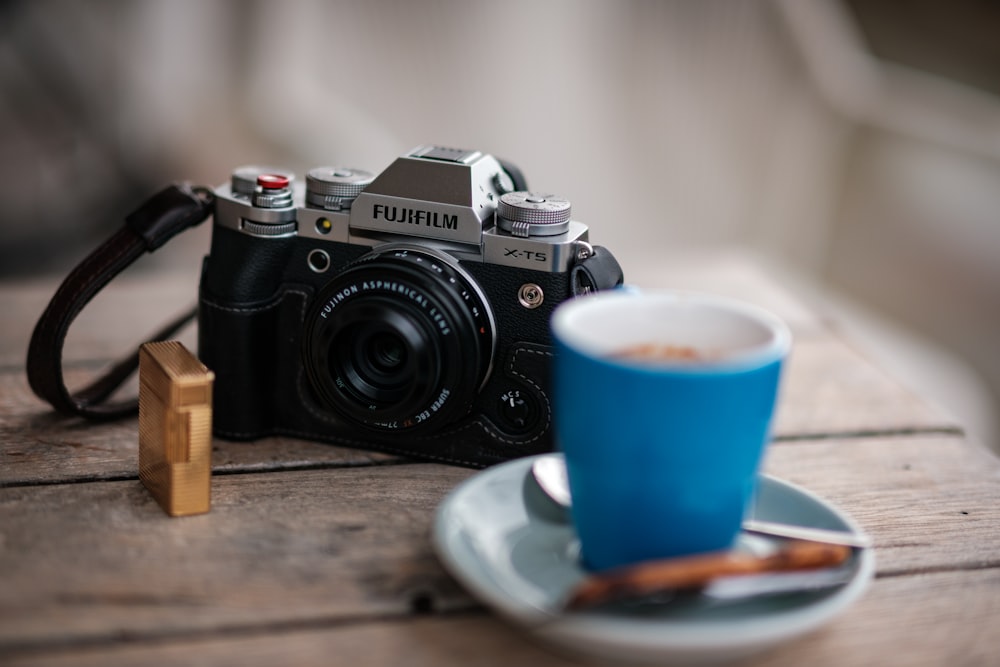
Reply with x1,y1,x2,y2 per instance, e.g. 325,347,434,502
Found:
1,331,957,486
4,569,999,667
763,435,1000,576
774,337,958,437
1,434,997,652
753,568,1000,667
0,464,475,650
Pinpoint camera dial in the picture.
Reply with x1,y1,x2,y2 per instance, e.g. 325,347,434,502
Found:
303,246,496,434
497,191,572,237
306,167,374,211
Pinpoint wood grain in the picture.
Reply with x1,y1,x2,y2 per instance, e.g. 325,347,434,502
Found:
774,337,959,437
4,569,999,667
2,433,998,655
764,435,1000,576
0,465,475,650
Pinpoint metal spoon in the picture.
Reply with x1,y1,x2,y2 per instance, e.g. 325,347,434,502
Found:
530,455,872,550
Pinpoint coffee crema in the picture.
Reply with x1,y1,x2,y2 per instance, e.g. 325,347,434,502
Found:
611,343,715,362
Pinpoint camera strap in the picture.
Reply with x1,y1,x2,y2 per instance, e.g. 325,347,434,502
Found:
26,184,215,420
571,245,625,296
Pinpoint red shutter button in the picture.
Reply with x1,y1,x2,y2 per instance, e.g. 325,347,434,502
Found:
257,174,290,190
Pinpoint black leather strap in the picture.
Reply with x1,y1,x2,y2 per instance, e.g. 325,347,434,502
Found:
26,183,214,420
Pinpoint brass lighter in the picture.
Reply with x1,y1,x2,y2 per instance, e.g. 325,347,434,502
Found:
138,341,214,516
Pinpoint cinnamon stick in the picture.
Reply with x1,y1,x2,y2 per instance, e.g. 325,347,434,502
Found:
565,540,851,611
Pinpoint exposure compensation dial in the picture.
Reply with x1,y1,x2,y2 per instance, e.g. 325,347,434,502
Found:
497,191,572,238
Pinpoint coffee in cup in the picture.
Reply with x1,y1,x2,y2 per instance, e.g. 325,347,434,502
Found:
551,290,791,571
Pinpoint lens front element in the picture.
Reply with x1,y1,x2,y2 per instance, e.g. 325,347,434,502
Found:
333,308,430,409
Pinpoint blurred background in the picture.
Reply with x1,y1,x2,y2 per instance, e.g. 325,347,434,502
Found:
2,0,998,453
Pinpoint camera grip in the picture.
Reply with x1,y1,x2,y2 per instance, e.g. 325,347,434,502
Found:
198,287,313,439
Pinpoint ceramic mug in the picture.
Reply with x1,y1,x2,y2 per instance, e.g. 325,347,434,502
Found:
551,290,791,571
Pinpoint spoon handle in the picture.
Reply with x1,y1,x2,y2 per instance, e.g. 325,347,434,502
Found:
564,540,851,611
744,519,873,549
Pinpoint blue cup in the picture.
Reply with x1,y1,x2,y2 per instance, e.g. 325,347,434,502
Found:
551,290,791,572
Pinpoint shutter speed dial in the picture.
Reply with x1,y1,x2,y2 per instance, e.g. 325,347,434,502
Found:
497,191,571,238
306,167,375,211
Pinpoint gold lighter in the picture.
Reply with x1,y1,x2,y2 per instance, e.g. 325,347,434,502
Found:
138,341,214,516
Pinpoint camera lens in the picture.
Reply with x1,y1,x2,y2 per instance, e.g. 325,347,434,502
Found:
303,247,495,433
366,332,405,373
332,311,427,407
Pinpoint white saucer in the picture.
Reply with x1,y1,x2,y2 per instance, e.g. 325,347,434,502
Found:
432,454,875,664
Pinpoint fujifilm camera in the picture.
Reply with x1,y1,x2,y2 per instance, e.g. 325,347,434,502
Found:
199,145,623,467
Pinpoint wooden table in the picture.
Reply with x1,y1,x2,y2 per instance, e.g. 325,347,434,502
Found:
2,256,998,666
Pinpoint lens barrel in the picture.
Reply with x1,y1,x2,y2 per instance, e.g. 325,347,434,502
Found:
303,247,495,432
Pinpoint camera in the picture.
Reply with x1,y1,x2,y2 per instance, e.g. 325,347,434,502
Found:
198,145,623,467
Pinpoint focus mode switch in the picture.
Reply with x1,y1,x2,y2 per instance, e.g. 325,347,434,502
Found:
498,388,537,432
